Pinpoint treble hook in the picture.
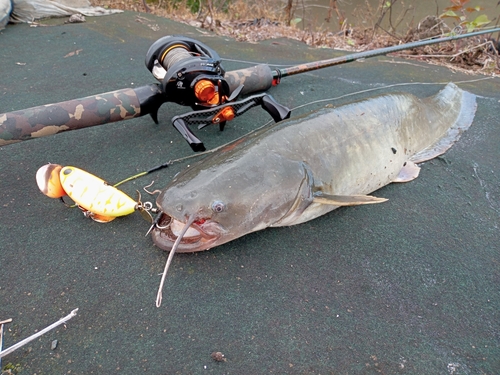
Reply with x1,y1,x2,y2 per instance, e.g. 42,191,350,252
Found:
135,190,162,224
145,211,169,237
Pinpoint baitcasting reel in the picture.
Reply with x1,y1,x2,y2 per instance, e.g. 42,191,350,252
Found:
145,36,231,107
144,36,290,151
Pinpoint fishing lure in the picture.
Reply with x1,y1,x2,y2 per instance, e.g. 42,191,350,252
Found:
35,161,184,307
36,163,154,223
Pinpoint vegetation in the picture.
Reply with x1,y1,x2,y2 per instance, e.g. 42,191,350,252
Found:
440,0,491,33
2,362,23,374
91,0,500,74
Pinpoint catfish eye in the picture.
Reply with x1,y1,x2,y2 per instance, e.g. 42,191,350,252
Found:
211,201,225,213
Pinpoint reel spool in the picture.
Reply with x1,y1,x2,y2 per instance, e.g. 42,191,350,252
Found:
145,36,231,108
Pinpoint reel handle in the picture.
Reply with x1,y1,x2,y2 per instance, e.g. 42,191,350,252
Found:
170,93,291,152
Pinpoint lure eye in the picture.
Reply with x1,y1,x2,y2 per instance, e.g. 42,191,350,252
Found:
211,201,225,213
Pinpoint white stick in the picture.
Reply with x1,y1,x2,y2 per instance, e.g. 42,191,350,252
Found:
0,322,4,368
0,308,78,359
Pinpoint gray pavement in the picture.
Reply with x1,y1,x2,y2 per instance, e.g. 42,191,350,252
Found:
0,11,499,374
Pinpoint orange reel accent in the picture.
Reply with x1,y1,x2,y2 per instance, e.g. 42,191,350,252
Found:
212,106,235,124
194,80,216,103
194,79,231,106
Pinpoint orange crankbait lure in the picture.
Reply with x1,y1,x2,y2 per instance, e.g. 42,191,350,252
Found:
36,163,145,223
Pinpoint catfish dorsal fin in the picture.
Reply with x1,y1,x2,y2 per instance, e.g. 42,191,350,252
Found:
313,192,388,206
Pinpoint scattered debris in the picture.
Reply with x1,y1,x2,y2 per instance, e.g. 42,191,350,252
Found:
8,0,122,24
414,15,450,40
211,351,226,362
66,14,86,23
64,49,83,58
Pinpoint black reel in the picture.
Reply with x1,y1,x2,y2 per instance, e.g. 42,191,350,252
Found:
145,36,290,152
145,35,230,107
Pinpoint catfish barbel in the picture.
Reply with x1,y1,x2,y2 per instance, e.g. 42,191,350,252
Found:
150,83,476,253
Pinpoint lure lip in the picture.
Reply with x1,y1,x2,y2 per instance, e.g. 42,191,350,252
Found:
151,213,222,253
35,163,66,198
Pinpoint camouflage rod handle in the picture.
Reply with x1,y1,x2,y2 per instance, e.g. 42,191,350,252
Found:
0,84,165,146
224,64,274,96
0,65,274,147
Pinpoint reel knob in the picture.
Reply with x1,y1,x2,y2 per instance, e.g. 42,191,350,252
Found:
194,79,217,103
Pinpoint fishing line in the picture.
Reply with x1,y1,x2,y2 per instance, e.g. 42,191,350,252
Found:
221,57,296,68
290,76,495,112
110,76,495,190
162,48,194,69
112,154,205,188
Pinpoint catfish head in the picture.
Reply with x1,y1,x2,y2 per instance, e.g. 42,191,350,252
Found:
151,149,314,253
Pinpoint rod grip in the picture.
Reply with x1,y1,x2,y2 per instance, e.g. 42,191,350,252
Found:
0,88,145,146
224,64,274,96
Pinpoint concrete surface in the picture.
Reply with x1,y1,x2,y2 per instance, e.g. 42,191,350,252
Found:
0,11,499,374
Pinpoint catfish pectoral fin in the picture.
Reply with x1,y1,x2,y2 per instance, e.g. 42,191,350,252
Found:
393,161,421,183
313,192,388,206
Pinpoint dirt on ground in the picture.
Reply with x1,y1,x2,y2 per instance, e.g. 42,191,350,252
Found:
91,0,500,76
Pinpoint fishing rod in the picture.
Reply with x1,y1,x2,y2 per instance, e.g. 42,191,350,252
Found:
272,28,500,79
1,27,498,151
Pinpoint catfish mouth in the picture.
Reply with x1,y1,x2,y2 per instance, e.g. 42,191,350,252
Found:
150,213,223,253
